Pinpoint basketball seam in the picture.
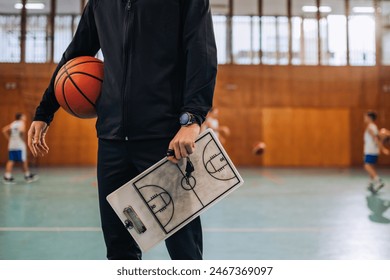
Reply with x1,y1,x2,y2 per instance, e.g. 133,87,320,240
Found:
69,71,103,83
65,71,98,108
62,74,84,118
55,59,102,89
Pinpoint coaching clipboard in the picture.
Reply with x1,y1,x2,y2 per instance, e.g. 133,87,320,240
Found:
106,129,244,252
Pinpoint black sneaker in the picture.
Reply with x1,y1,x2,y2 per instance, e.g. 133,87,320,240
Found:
25,174,39,183
3,176,16,185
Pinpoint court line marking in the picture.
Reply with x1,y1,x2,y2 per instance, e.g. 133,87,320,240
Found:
0,227,334,233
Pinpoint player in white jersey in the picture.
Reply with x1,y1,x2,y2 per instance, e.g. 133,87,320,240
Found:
364,111,389,194
2,113,38,184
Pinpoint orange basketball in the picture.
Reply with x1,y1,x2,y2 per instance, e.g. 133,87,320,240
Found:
54,56,103,119
252,141,266,155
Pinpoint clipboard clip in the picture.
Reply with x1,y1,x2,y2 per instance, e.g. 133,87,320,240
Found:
123,206,147,234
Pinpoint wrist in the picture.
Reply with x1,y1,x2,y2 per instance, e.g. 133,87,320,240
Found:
187,123,200,129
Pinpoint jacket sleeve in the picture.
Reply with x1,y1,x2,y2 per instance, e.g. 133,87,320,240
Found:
34,0,101,124
180,0,217,124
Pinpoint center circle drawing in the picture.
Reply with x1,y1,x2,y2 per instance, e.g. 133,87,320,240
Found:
181,176,196,191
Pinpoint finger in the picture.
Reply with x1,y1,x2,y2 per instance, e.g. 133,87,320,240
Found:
33,127,47,157
185,141,195,155
36,144,48,157
34,126,47,157
40,126,49,153
27,127,34,155
173,140,181,160
34,143,43,157
28,127,38,157
29,141,37,157
167,154,179,164
33,125,41,145
179,141,188,158
166,144,178,164
167,156,179,164
36,132,49,154
27,127,33,148
40,135,49,152
166,148,175,157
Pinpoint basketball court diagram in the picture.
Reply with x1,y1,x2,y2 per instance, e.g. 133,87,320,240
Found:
107,129,244,251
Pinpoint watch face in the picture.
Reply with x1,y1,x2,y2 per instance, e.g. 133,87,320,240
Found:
179,113,190,125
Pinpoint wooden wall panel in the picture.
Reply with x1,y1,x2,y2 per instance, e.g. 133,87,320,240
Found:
262,108,350,166
379,66,390,109
214,66,264,109
290,68,321,107
262,108,297,166
262,67,292,107
319,67,357,107
219,107,263,166
320,109,351,166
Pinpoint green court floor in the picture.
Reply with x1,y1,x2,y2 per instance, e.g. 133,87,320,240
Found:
1,167,389,260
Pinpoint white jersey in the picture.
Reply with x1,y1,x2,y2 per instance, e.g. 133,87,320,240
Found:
8,120,26,151
364,123,379,155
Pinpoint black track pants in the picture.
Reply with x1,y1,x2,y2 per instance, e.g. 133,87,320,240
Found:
97,138,203,260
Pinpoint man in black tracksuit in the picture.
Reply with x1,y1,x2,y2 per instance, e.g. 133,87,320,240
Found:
27,0,217,260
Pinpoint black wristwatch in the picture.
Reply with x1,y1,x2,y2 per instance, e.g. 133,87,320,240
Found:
179,112,201,126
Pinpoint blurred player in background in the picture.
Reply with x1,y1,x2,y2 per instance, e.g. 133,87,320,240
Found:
2,113,38,184
364,111,389,194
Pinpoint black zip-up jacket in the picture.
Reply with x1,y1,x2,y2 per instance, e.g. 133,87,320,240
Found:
34,0,217,141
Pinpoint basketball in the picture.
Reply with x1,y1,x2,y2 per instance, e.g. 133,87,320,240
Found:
54,56,104,119
252,141,266,155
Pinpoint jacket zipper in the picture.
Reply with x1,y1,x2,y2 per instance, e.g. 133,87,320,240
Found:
121,0,133,141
